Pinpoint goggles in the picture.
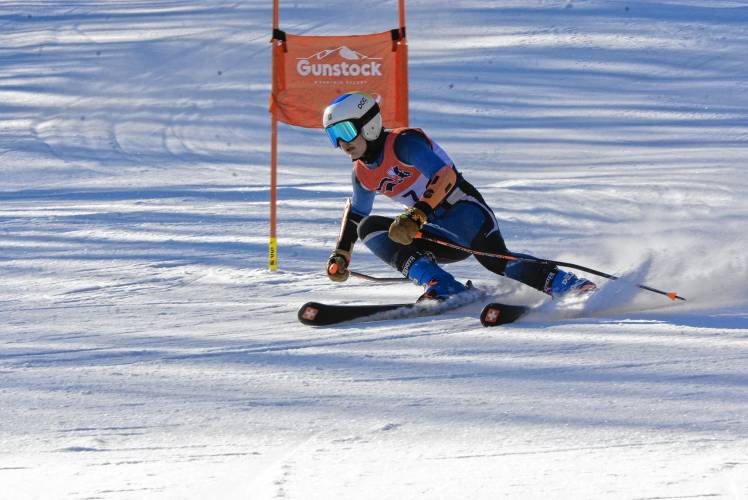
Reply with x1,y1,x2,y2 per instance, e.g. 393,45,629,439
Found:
325,120,359,147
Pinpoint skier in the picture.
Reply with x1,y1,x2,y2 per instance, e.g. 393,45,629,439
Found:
323,91,596,301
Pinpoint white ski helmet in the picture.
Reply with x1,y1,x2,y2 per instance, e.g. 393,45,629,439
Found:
322,91,382,147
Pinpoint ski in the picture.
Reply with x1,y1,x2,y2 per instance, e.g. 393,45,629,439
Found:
298,286,486,326
298,301,416,326
480,302,531,327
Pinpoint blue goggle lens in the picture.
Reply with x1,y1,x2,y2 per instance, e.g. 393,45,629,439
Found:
325,121,359,147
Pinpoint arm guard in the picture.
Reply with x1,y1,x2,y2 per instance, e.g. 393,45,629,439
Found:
335,198,364,255
412,165,459,217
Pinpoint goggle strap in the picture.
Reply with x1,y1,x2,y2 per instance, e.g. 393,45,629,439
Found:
357,102,380,129
339,101,381,134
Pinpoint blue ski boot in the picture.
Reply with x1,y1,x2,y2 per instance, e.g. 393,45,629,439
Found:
549,270,597,298
407,256,468,302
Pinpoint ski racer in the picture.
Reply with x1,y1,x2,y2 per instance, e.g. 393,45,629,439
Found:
323,91,596,301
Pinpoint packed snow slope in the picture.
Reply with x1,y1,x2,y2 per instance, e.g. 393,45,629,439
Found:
1,1,747,498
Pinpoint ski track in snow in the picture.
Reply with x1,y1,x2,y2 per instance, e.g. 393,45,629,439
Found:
1,1,747,499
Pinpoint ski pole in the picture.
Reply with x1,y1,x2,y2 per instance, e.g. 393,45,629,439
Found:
349,270,410,282
414,232,686,301
328,260,410,283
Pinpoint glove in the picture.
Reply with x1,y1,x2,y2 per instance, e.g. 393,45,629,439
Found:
326,249,351,282
388,207,427,245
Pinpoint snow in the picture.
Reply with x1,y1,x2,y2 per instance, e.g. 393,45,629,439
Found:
1,0,747,498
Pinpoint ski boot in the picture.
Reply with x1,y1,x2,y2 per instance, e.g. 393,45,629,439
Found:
419,277,472,302
406,256,469,302
549,269,597,299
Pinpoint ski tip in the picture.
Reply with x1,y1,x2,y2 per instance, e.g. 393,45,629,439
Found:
481,305,504,326
298,302,322,325
667,291,686,301
480,303,530,327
